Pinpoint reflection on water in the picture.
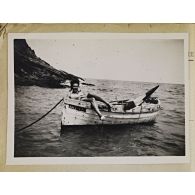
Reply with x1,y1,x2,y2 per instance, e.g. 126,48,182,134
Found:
14,79,185,157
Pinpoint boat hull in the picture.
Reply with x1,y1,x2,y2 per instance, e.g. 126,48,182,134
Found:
61,99,160,127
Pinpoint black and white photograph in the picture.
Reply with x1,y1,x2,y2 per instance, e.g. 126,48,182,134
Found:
7,33,189,164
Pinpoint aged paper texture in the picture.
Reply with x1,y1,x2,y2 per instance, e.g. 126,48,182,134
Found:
0,24,194,171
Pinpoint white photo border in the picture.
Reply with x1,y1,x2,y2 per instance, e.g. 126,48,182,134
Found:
7,33,190,165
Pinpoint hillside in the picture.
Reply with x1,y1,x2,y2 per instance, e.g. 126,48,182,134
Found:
14,39,82,88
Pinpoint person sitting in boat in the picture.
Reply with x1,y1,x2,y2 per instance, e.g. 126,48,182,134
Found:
68,79,111,120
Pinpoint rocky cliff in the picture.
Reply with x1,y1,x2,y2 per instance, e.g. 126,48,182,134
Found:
14,39,82,88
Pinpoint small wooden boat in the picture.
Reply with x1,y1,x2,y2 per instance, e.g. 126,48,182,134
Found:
61,86,161,128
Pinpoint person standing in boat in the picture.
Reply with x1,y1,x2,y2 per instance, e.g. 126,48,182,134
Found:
68,79,111,120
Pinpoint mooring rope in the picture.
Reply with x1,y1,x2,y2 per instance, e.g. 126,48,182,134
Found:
16,98,64,135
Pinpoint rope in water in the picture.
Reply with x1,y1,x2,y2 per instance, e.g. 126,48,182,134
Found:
16,98,64,135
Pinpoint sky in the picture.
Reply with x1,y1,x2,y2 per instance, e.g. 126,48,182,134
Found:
27,38,184,84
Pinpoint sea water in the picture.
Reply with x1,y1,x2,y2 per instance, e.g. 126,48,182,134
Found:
14,79,185,157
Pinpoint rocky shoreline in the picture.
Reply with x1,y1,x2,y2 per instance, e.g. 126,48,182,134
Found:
14,39,82,88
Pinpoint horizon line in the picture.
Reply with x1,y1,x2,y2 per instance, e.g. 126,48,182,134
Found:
82,77,184,85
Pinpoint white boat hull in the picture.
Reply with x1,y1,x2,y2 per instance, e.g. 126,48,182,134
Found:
61,98,160,127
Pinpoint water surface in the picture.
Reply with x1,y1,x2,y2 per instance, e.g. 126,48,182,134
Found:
14,79,185,157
